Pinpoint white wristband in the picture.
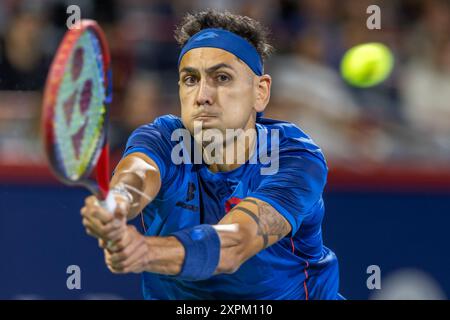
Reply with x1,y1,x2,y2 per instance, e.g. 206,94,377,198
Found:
110,184,134,204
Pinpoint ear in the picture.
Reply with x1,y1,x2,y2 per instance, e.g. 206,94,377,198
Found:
254,74,271,113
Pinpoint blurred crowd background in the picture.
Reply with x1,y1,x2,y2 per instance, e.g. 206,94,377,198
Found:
0,0,449,170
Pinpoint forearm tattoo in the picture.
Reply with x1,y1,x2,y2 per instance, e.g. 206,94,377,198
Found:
232,199,290,250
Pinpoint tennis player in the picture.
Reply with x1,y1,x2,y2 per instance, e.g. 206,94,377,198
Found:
80,10,343,300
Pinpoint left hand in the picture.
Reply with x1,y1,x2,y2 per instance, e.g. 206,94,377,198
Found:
81,194,129,243
99,225,150,274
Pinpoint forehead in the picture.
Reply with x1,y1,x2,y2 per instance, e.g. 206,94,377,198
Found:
179,47,246,72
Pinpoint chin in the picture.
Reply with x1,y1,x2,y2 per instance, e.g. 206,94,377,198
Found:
192,118,222,130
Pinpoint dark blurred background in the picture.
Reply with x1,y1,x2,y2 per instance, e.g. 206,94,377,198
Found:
0,0,449,299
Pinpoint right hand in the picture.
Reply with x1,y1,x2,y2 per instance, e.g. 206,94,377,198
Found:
80,194,130,244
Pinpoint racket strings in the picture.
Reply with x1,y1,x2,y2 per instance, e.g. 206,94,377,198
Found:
53,30,107,180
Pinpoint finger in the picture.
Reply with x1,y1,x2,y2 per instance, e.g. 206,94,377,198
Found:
104,248,112,264
107,232,131,253
86,228,102,239
105,249,115,267
85,196,117,224
115,242,148,272
85,195,100,206
124,255,148,274
110,231,146,266
83,217,119,241
117,227,148,272
83,213,122,237
80,207,92,220
105,250,123,273
107,228,135,252
110,233,143,263
90,205,115,224
98,238,107,249
104,225,127,244
82,218,104,239
124,244,149,272
82,215,104,233
107,265,122,274
105,252,122,274
113,196,130,220
98,218,124,235
81,206,111,227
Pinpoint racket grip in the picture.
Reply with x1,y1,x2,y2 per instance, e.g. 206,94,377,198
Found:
101,191,117,213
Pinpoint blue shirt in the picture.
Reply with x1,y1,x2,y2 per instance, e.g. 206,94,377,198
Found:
123,115,340,300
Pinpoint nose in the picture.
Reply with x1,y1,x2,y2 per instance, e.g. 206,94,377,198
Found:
196,79,214,107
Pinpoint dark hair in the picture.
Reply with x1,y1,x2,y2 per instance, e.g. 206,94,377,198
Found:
174,9,274,61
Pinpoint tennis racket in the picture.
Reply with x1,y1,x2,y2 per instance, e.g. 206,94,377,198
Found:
41,19,116,212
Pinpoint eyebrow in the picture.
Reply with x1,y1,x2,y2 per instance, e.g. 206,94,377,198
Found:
179,63,235,74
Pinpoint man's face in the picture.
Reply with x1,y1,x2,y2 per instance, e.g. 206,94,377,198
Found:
178,47,259,135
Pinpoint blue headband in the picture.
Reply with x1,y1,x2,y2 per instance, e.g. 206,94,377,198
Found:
178,28,263,76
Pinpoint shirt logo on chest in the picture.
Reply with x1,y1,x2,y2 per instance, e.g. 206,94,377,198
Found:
175,182,199,212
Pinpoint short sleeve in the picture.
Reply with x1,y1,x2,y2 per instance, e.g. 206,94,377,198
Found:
122,115,180,182
247,152,327,234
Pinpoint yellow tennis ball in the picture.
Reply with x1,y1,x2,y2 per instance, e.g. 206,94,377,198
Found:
340,42,394,88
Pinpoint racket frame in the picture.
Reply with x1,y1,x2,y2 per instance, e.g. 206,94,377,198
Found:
42,20,112,200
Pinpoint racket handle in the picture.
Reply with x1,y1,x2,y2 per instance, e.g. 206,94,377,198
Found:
101,191,117,213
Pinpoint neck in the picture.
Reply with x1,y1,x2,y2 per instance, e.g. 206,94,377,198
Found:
206,135,256,172
201,119,257,173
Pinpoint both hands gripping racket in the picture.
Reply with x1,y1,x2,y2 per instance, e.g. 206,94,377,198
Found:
41,20,116,212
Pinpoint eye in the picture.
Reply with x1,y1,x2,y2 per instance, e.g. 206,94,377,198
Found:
183,75,198,86
216,73,231,83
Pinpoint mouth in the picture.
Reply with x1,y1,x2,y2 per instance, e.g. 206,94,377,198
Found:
193,113,219,121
